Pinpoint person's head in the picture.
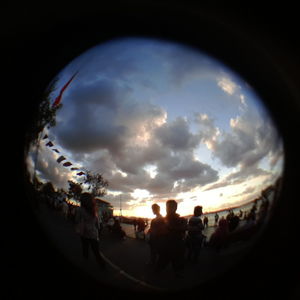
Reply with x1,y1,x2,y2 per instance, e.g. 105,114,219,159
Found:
166,199,177,215
218,218,228,229
80,192,96,216
152,203,161,216
194,206,203,217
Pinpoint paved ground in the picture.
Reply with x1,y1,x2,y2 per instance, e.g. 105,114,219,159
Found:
35,203,253,293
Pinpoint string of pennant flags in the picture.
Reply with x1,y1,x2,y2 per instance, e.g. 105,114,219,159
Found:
43,133,86,176
40,71,86,176
34,71,86,177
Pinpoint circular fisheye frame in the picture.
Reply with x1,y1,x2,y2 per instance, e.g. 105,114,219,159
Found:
24,37,284,292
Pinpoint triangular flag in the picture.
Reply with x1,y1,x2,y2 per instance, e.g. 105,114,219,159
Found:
57,156,66,163
46,141,54,147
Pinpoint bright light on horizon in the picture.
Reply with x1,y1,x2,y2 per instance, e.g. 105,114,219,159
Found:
114,170,278,218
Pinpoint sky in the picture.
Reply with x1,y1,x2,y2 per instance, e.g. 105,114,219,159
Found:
26,37,284,218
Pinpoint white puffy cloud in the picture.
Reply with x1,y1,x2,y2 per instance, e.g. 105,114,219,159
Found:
217,76,238,95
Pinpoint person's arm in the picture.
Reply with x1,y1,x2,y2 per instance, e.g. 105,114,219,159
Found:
148,219,154,233
198,219,204,231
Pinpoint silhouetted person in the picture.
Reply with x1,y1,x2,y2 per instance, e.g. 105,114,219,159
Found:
61,199,69,219
203,215,209,228
238,209,243,218
257,198,269,225
147,204,166,266
214,213,219,226
132,218,138,231
107,216,114,232
98,214,103,237
112,217,126,240
136,218,146,239
209,217,229,252
75,193,106,270
247,206,256,222
228,214,240,232
137,218,146,232
156,200,187,277
186,206,204,263
226,209,234,222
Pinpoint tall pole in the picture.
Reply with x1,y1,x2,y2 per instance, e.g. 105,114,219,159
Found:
120,194,122,217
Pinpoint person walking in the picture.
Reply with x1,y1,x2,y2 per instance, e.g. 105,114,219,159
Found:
75,193,106,270
186,206,205,263
147,204,166,266
209,217,229,252
135,218,147,240
155,200,187,277
112,217,126,240
214,213,219,226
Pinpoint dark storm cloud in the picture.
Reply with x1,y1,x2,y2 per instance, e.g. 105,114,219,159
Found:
52,79,130,154
155,117,200,151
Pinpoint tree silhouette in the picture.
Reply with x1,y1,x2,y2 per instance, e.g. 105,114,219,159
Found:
26,77,62,147
67,180,83,200
41,181,56,199
84,170,109,197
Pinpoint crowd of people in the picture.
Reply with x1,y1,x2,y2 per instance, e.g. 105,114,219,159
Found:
143,199,270,276
40,188,270,276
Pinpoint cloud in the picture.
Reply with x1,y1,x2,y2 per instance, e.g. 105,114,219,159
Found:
194,113,220,149
30,145,73,190
217,76,238,95
52,78,167,156
197,109,284,171
155,117,200,151
165,48,215,86
242,186,256,195
203,163,271,192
